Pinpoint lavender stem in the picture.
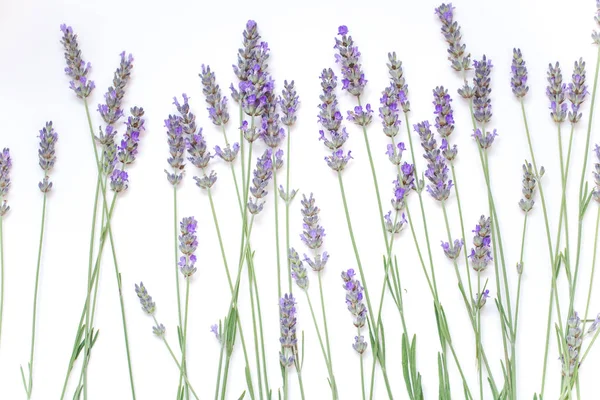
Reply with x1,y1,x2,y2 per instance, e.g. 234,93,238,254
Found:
285,126,293,293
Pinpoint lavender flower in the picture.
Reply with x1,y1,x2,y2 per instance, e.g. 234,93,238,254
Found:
391,163,415,211
117,107,145,165
472,128,498,150
210,323,221,342
473,56,493,124
100,134,117,176
279,294,297,367
178,216,198,278
511,49,529,98
214,143,240,163
474,289,490,309
38,122,58,193
593,1,600,44
248,149,274,215
299,194,329,272
379,86,401,137
386,142,406,165
241,120,260,143
135,282,156,315
440,138,458,162
341,269,367,329
416,121,453,202
0,148,11,216
593,145,600,202
441,239,463,260
60,24,95,98
188,130,217,190
387,53,410,112
260,97,285,148
173,94,198,136
469,216,492,272
334,26,366,96
547,62,568,123
433,86,455,139
325,149,353,172
164,116,185,186
288,248,309,290
384,211,407,234
353,335,367,354
519,161,537,212
347,104,373,127
568,59,587,124
153,324,166,338
279,80,300,126
110,169,128,193
435,3,471,72
98,52,134,126
199,65,229,126
562,312,583,377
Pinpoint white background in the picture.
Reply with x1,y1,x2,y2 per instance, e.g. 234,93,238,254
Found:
0,0,599,398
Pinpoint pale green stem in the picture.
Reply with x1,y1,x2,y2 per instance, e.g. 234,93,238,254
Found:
359,327,366,400
214,340,225,400
583,208,600,333
285,126,293,293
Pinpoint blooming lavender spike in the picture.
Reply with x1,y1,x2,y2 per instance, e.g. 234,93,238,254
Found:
341,269,367,328
60,24,95,98
279,294,297,368
519,161,537,212
0,148,11,216
334,26,367,96
173,94,198,136
379,85,401,137
248,149,274,214
469,216,492,272
386,142,406,166
391,165,414,211
441,239,463,260
110,169,129,193
289,248,309,290
178,217,198,277
199,65,229,126
347,104,373,127
473,56,493,124
135,282,156,315
165,116,185,186
547,62,568,123
38,122,58,193
299,194,329,272
416,121,453,202
117,107,145,165
387,53,410,112
98,52,134,126
472,128,498,150
593,1,600,44
568,59,588,124
593,145,600,202
435,3,471,72
279,80,300,126
187,131,212,169
511,49,529,98
432,86,455,138
260,97,285,148
562,312,583,377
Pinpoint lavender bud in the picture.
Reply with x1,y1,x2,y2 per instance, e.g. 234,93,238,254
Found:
325,149,353,172
433,86,455,138
261,99,285,148
440,138,458,161
153,324,166,338
214,143,240,163
178,217,198,278
342,269,367,328
516,262,523,275
165,115,186,185
568,59,588,124
417,121,453,202
387,53,410,112
386,142,406,165
118,107,145,165
187,131,212,169
593,1,600,44
110,169,129,193
562,312,583,377
474,289,490,309
279,80,300,126
473,56,493,124
441,239,463,260
60,24,95,98
194,172,217,190
279,294,297,368
587,313,600,335
469,216,493,272
278,185,298,203
0,148,12,215
173,94,198,136
379,86,402,137
241,121,261,143
519,161,537,212
135,282,156,315
248,150,273,214
347,104,373,127
38,122,58,192
511,49,529,98
334,26,366,96
547,62,568,123
199,65,229,126
210,323,222,343
385,211,407,234
472,128,498,150
593,145,600,202
353,335,368,354
435,3,471,72
289,248,309,290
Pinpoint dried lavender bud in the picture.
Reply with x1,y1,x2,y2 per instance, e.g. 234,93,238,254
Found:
135,282,156,315
153,324,166,338
391,163,415,211
179,216,198,278
248,149,274,214
199,65,229,126
187,131,212,169
547,62,568,123
341,269,366,328
562,312,583,377
387,53,410,112
165,115,185,185
441,239,463,260
173,94,198,136
384,211,407,234
98,53,134,126
519,161,537,212
416,121,453,202
194,171,217,190
474,289,490,309
233,20,269,83
440,138,458,161
386,142,406,166
110,169,128,193
353,335,368,354
433,86,455,139
0,148,12,216
60,24,95,98
101,136,117,176
289,248,309,290
516,262,523,274
279,80,300,126
210,323,222,343
278,185,298,204
511,49,529,98
214,143,240,163
347,104,373,127
261,101,285,148
593,1,600,44
334,26,366,96
38,122,58,193
279,293,297,368
593,145,600,202
299,193,329,272
325,149,353,172
241,121,260,143
473,56,493,124
379,86,401,137
318,69,347,147
472,128,498,150
588,313,600,334
118,107,145,165
469,216,493,272
435,3,471,72
568,59,588,124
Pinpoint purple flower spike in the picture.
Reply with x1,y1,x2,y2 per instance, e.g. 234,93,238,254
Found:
279,80,300,126
432,86,455,139
435,3,471,72
547,62,567,123
568,59,588,124
60,24,95,98
334,26,367,96
473,56,493,124
298,193,329,272
387,53,410,113
110,169,129,193
511,49,529,98
347,104,373,127
415,121,453,202
385,210,407,234
279,294,297,368
178,216,198,278
386,142,406,165
441,239,463,260
118,107,145,165
379,85,402,137
199,64,229,126
472,128,497,150
0,148,12,216
469,216,492,272
341,269,367,329
248,149,274,214
164,115,186,186
38,122,58,193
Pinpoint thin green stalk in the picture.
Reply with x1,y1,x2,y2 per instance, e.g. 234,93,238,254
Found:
318,272,333,365
221,125,243,213
477,272,482,400
513,214,528,339
273,152,282,299
182,277,191,400
583,208,600,332
285,126,293,293
220,354,232,400
359,327,366,400
249,255,270,396
247,255,264,400
172,185,187,396
215,340,225,400
293,346,306,400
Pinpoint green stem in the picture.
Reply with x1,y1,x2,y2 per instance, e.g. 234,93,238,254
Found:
249,255,270,396
220,355,232,400
215,341,225,400
359,327,366,400
182,277,191,399
221,125,243,213
285,126,293,293
273,152,282,300
247,255,264,400
173,185,186,396
583,208,600,333
293,346,306,400
318,272,333,365
513,214,528,340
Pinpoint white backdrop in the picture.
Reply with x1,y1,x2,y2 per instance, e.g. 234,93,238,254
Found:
0,0,599,398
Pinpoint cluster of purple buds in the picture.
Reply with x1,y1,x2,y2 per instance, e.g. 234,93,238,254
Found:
593,145,600,203
240,120,260,144
593,0,600,45
117,107,145,165
214,143,240,163
99,128,117,176
441,239,463,260
387,53,410,112
60,24,95,99
279,294,297,367
353,335,367,355
474,289,490,309
334,26,366,97
178,216,198,278
473,56,493,124
260,97,285,148
562,312,583,377
279,80,300,126
341,269,367,329
298,194,329,272
416,121,453,202
173,94,197,136
347,104,373,127
135,282,165,337
288,248,309,290
38,122,58,193
391,163,415,211
98,52,134,126
519,161,537,213
189,132,217,190
384,211,407,235
469,215,492,272
0,148,11,216
568,59,588,124
232,20,269,84
433,86,458,162
472,128,498,150
386,142,406,166
318,69,352,172
248,149,274,215
435,3,471,72
199,65,229,126
379,86,401,138
110,169,128,193
164,116,185,186
547,62,567,123
510,49,529,98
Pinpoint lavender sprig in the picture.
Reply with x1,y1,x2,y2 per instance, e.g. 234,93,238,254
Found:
547,62,568,123
379,86,401,138
199,65,229,127
178,217,198,278
38,123,58,193
279,80,299,127
469,216,492,272
511,49,529,98
279,294,297,368
435,3,471,72
473,56,493,124
341,269,367,331
387,53,410,112
568,59,588,124
519,161,537,213
164,116,185,186
248,149,273,215
415,121,453,202
60,24,95,99
333,26,366,96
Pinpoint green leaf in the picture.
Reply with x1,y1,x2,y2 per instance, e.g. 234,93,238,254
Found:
244,366,255,400
401,334,414,400
238,390,247,400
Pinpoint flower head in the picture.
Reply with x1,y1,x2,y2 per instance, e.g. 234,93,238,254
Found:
298,194,329,272
511,49,529,98
441,239,463,260
379,86,402,137
289,248,309,290
110,169,129,193
385,211,407,234
60,24,95,98
568,59,588,124
416,121,453,202
469,216,492,272
387,53,410,112
334,26,366,96
165,115,186,186
279,80,300,126
435,3,471,72
135,282,156,315
474,289,490,309
178,216,198,277
473,56,493,124
519,161,537,212
341,269,367,328
547,62,568,123
98,52,134,126
433,86,455,139
279,294,297,367
38,122,58,193
248,149,274,214
593,144,600,202
0,148,12,216
347,104,373,127
118,107,145,165
472,128,498,150
199,65,229,126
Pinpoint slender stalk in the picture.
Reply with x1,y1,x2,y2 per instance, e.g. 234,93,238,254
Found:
273,151,283,299
359,327,366,400
285,126,293,293
172,185,187,396
221,125,243,213
513,214,528,339
182,277,191,400
220,354,232,400
318,272,333,365
249,255,270,396
247,256,264,400
293,346,306,400
214,341,225,400
583,208,600,333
